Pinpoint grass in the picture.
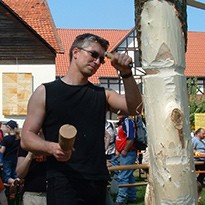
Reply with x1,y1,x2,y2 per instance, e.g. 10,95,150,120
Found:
198,183,205,205
131,171,147,205
134,185,146,205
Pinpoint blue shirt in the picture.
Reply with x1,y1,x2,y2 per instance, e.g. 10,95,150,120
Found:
192,137,205,161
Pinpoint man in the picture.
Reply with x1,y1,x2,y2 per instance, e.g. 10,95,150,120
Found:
115,114,137,205
21,33,142,205
192,128,205,186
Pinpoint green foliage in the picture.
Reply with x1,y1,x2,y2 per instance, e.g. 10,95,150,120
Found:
188,77,205,128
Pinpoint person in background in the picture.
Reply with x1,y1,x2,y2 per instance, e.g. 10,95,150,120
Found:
0,122,3,143
16,130,47,205
0,120,20,185
0,178,8,205
191,125,195,138
0,122,4,165
114,113,137,205
105,120,118,168
21,33,142,205
192,127,205,187
0,124,8,205
105,120,119,204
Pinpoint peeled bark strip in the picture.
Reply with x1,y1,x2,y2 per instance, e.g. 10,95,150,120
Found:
135,0,198,204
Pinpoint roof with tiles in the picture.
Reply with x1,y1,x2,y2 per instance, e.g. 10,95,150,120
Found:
57,29,205,84
56,29,131,84
185,32,205,77
1,0,64,54
1,0,203,80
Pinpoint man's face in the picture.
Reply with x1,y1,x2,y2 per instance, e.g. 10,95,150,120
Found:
74,42,105,77
199,129,205,139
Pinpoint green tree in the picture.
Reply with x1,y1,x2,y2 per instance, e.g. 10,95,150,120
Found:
188,77,205,128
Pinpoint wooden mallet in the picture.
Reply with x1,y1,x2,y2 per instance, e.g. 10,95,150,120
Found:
59,124,77,151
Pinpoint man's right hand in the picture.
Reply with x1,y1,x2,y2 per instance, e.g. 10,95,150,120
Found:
48,142,72,161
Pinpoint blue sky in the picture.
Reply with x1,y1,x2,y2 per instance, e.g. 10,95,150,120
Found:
47,0,205,31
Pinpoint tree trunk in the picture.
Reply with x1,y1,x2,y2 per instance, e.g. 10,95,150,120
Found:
135,0,198,204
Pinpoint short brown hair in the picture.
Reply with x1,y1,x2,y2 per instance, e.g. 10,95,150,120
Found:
69,33,109,62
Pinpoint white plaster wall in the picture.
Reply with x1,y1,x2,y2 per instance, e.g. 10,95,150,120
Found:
0,64,55,128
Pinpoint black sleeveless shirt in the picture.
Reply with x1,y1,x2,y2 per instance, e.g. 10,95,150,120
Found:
43,79,109,180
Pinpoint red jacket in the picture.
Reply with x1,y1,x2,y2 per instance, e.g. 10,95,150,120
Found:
115,117,135,152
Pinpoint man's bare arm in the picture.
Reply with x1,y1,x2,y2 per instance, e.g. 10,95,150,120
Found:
21,85,72,161
105,53,142,115
21,85,48,153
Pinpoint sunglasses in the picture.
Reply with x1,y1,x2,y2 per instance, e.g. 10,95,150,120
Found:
79,47,105,64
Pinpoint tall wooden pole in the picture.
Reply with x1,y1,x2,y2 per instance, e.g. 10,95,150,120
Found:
135,0,198,204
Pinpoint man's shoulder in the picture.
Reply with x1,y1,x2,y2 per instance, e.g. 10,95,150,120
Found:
192,137,199,147
43,79,60,86
3,134,11,139
125,117,134,124
192,137,198,141
192,137,205,146
1,134,12,144
88,82,105,91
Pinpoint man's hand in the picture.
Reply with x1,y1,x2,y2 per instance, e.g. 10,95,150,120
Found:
106,52,132,74
121,149,128,157
48,142,72,161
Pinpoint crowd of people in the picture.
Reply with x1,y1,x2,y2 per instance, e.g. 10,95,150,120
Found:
0,32,203,205
0,120,47,205
0,122,203,205
0,115,142,205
